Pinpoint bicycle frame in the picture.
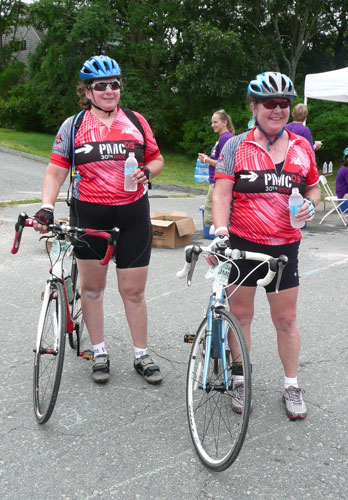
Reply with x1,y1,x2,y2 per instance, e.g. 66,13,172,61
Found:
203,261,232,391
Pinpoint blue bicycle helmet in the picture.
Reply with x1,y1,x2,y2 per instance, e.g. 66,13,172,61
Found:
344,147,348,156
247,72,296,101
80,55,122,80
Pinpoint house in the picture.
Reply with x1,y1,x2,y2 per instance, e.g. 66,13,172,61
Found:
2,24,45,66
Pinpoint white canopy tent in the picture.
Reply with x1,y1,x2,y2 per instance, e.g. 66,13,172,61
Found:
304,67,348,105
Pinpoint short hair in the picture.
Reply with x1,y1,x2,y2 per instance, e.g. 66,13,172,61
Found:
292,103,308,122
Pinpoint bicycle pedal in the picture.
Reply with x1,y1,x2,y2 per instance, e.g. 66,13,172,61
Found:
80,350,93,360
184,334,196,343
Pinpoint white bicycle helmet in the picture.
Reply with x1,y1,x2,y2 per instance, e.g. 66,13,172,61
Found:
247,72,296,101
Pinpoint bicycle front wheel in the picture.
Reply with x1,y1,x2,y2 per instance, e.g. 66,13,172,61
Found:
33,281,66,424
68,255,85,350
186,309,251,471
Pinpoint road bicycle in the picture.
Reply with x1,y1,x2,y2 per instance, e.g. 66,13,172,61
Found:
177,242,288,471
11,212,119,424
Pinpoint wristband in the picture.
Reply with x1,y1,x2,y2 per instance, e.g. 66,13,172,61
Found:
215,226,228,235
41,203,54,211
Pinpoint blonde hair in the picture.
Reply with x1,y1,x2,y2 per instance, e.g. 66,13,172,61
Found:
214,109,235,134
292,103,308,122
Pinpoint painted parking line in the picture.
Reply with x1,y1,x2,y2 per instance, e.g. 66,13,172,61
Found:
301,253,348,278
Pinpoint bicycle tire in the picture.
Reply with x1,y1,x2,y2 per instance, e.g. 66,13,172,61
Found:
68,255,85,350
33,281,66,424
186,308,251,471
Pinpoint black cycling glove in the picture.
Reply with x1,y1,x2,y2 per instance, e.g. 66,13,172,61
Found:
34,207,54,226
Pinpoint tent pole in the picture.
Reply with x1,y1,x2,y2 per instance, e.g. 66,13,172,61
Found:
303,95,308,124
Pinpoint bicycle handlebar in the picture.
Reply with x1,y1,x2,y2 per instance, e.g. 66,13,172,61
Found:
176,244,288,292
11,212,120,266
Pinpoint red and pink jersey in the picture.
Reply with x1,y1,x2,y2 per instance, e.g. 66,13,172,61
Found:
215,128,319,245
50,108,161,205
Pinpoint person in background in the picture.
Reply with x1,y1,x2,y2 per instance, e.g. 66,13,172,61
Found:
335,147,348,212
286,103,322,151
32,55,164,385
211,71,321,420
198,110,234,232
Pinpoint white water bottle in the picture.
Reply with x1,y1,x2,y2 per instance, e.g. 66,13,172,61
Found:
289,188,305,229
124,152,138,192
322,162,327,174
328,161,333,174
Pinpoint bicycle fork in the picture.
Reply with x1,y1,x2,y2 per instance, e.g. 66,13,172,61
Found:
34,281,58,359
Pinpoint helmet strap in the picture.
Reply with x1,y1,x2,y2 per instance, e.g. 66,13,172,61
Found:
255,119,285,151
89,89,116,116
90,102,116,116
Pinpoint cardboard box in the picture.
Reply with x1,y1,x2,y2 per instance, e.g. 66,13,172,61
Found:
150,211,196,249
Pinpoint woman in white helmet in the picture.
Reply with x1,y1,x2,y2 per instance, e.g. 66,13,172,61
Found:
210,71,321,420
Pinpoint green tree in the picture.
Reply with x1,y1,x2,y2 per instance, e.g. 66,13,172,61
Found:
0,0,27,70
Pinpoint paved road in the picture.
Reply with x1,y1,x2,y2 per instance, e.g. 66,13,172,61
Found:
1,150,348,499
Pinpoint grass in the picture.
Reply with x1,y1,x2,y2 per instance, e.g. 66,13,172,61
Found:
0,128,208,190
0,128,53,158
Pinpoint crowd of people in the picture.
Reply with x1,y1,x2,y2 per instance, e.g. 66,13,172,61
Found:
33,55,338,422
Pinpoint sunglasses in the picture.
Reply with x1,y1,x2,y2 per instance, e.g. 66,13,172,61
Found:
89,80,121,92
260,99,290,110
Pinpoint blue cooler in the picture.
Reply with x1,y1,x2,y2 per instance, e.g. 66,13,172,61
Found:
200,206,214,239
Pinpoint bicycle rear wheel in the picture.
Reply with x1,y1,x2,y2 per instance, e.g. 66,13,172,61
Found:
68,255,85,350
186,308,251,471
33,281,66,424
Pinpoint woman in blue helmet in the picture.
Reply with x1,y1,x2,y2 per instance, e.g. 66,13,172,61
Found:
33,55,164,385
209,71,321,420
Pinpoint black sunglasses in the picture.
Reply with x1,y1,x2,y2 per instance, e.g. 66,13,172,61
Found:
260,99,290,110
89,80,121,92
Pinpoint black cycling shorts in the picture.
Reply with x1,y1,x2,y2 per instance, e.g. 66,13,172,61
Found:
69,194,153,269
228,234,300,293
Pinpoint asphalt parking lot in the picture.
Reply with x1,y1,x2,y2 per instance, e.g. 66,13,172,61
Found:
1,149,348,499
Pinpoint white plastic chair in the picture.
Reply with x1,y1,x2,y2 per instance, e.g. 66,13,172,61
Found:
319,175,348,226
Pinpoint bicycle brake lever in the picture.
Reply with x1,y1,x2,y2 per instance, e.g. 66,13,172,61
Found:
275,255,289,294
187,246,201,286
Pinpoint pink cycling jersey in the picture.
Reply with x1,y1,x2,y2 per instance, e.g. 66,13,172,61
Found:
50,108,161,205
215,128,319,245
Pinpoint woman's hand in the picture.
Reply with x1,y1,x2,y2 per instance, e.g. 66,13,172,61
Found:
198,153,208,165
294,199,315,224
132,167,151,185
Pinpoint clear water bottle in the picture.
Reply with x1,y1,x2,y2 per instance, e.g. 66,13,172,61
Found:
64,270,74,303
289,187,305,229
72,169,81,199
322,162,328,174
328,161,333,174
124,152,138,191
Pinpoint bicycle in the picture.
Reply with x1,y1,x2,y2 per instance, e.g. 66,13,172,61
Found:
11,212,119,424
177,242,288,471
